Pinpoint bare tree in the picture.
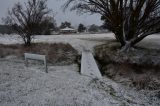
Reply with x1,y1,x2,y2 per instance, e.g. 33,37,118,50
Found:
64,0,160,51
3,0,53,46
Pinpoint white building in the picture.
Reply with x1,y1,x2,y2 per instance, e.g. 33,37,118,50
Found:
60,27,77,34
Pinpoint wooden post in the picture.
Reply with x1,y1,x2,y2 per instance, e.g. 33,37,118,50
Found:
44,56,48,73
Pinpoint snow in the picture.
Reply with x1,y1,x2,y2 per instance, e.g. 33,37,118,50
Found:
0,34,23,44
0,33,114,54
0,33,159,52
0,59,159,106
60,27,76,31
0,33,160,105
81,51,102,79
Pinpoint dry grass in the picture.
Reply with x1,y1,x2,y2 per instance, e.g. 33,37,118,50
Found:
95,42,160,67
100,63,160,90
0,43,78,65
95,43,160,90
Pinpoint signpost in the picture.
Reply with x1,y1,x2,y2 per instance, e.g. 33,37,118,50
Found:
24,53,48,73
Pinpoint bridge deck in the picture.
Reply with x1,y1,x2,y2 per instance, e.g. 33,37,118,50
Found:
81,51,102,79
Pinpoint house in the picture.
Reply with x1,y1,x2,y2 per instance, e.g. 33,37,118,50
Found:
60,27,77,34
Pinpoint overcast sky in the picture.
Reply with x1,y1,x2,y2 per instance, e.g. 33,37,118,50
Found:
0,0,103,27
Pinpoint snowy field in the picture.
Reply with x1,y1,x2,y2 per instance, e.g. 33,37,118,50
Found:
0,33,160,53
0,33,160,105
0,33,115,54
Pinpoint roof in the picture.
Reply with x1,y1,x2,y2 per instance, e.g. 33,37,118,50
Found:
60,27,76,31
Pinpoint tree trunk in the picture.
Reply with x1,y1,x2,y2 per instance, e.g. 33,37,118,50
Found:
25,35,31,46
120,41,132,52
114,32,126,47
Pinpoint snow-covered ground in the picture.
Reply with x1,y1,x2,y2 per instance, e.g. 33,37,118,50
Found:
0,33,160,105
0,33,160,53
0,58,159,106
0,33,114,54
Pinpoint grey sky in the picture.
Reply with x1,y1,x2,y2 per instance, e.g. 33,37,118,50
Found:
0,0,103,27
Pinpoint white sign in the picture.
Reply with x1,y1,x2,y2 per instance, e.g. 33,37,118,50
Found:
24,53,48,73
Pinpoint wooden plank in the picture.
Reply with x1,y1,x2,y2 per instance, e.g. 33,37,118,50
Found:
81,51,102,79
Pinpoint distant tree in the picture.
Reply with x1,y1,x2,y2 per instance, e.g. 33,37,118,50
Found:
64,0,160,51
0,25,14,34
78,23,86,33
2,0,54,46
40,16,57,35
59,21,72,29
88,24,99,32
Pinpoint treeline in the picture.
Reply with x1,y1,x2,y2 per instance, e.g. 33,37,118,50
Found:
0,22,57,35
0,25,15,34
